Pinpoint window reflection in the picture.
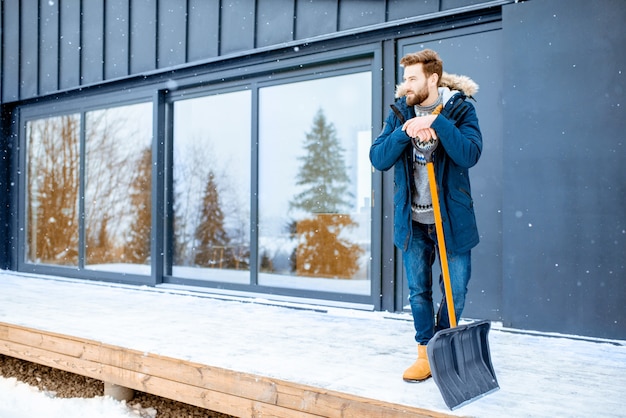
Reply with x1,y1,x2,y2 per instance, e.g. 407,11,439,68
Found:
172,90,251,282
26,115,81,265
258,72,372,294
84,102,153,274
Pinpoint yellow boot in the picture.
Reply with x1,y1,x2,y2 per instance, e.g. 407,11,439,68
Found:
402,344,431,382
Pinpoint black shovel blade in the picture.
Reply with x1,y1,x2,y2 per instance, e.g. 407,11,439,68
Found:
427,320,499,410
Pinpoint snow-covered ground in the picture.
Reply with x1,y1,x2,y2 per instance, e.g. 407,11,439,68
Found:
0,270,625,417
0,376,155,418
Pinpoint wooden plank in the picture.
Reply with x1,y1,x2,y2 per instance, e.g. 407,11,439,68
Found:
0,322,458,418
5,326,89,358
2,324,284,405
0,338,322,418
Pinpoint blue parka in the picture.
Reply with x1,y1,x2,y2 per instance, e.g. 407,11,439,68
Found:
369,73,482,254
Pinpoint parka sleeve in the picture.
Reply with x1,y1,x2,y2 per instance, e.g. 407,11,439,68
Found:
431,102,482,168
369,108,412,172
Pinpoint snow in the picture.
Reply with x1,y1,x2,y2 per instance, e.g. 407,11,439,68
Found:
0,377,155,418
1,270,625,418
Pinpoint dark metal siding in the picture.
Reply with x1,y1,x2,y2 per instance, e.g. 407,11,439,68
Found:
220,0,255,56
40,0,59,95
187,0,219,62
130,0,157,73
256,0,295,48
158,0,187,68
294,0,337,39
387,0,438,21
81,0,104,85
105,0,130,79
501,0,626,339
442,0,489,10
2,1,20,102
338,1,385,31
1,0,506,102
21,0,39,99
59,0,81,90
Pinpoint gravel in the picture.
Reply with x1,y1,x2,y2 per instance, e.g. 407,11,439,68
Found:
0,354,235,418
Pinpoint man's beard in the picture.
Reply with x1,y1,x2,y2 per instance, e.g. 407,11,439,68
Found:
405,85,429,106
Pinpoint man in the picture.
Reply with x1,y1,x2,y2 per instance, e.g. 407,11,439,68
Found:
369,49,482,381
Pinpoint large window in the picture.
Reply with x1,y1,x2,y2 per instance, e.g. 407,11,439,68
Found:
258,72,372,295
171,90,252,282
24,102,153,276
21,57,375,303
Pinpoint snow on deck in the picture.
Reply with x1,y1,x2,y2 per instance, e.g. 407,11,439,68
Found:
0,271,624,417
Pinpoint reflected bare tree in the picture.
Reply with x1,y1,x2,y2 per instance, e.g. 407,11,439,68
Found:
173,140,210,266
125,146,152,263
84,106,152,265
27,115,80,265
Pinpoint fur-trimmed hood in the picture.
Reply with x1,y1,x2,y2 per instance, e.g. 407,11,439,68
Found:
395,72,479,99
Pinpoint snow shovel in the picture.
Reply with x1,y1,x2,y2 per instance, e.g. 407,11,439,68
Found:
422,144,499,410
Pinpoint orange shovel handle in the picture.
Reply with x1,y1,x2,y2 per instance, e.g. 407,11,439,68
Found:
426,161,457,328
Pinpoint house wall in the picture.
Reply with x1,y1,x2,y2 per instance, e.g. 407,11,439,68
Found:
1,0,624,339
500,0,626,338
0,0,498,103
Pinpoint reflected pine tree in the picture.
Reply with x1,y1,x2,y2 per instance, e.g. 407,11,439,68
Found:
289,109,362,279
194,171,230,267
173,138,249,271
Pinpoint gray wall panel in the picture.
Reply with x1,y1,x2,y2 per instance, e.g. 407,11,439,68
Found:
502,0,626,339
20,0,39,99
81,0,104,85
130,0,157,73
441,0,487,10
157,0,187,68
256,0,295,48
294,0,337,39
220,0,255,55
187,0,219,62
59,0,81,90
338,0,385,31
387,0,438,21
105,0,130,80
39,0,59,95
2,1,20,102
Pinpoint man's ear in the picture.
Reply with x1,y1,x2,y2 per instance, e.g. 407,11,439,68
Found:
429,72,439,87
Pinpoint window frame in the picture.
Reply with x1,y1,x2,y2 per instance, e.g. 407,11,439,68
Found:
162,46,382,308
13,43,384,309
16,89,156,286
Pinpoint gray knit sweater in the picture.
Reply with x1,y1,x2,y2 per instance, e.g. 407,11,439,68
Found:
411,94,443,224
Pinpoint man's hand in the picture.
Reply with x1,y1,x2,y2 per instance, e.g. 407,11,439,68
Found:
412,127,438,143
402,114,437,139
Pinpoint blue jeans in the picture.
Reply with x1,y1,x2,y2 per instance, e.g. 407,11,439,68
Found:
402,222,471,344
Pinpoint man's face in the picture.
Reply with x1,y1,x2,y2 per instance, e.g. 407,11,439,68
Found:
403,64,431,106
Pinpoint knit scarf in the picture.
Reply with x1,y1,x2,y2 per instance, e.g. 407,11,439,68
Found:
411,95,443,224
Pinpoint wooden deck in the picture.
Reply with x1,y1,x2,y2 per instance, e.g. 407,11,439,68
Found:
0,321,456,418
